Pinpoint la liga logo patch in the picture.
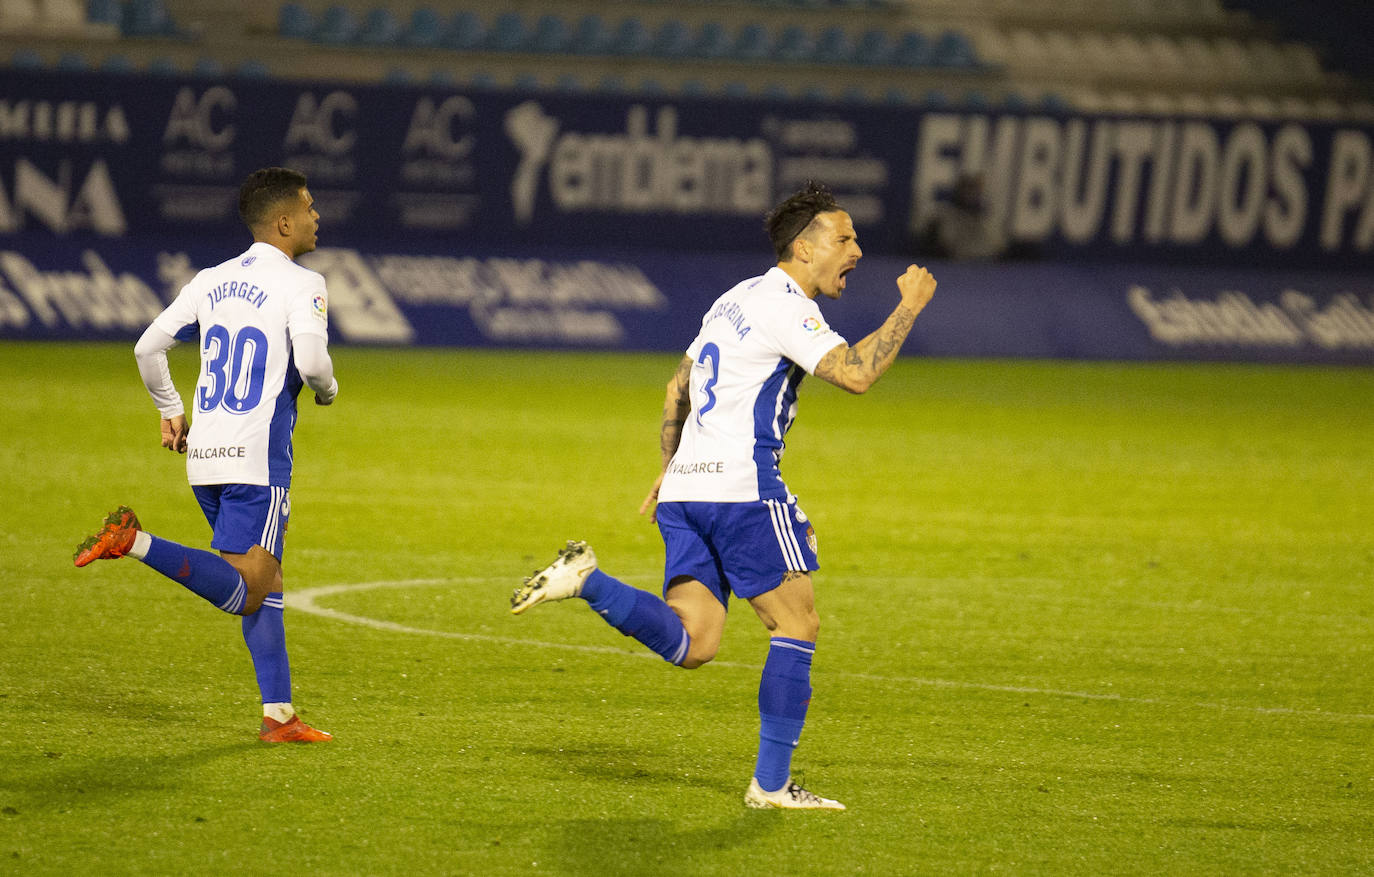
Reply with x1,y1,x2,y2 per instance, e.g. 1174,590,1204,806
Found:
801,316,823,333
312,295,327,319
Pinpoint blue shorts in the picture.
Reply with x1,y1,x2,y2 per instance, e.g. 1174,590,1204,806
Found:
656,499,819,606
191,484,290,561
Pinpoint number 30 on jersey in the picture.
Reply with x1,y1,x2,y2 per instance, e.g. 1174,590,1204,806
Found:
198,325,268,414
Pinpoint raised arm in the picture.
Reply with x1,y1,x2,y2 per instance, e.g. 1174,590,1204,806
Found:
813,264,936,394
639,354,694,522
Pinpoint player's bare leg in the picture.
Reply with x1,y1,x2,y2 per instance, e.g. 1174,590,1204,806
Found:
665,578,727,669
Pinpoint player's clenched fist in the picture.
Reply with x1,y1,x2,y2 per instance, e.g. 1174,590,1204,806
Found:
897,264,936,313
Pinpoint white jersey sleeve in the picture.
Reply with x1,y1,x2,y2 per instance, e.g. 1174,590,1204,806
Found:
759,293,846,376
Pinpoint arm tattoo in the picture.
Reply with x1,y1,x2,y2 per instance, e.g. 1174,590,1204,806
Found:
657,356,694,465
815,304,918,392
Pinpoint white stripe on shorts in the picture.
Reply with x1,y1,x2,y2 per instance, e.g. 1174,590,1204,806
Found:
259,486,287,554
766,499,806,570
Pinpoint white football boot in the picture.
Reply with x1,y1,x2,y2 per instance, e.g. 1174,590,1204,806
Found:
510,540,598,614
744,777,846,810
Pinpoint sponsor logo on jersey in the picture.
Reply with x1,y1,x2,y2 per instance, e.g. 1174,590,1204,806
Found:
187,445,247,459
241,256,256,267
668,460,725,475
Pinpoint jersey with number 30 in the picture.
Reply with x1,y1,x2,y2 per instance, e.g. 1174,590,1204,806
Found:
658,267,846,503
152,242,329,488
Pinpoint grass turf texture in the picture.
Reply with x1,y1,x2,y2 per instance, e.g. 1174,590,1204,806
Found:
1,341,1370,875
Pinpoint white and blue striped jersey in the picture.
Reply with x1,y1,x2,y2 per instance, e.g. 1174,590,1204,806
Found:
151,242,329,487
658,267,846,503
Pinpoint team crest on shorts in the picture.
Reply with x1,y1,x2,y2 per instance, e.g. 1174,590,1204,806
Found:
806,525,817,555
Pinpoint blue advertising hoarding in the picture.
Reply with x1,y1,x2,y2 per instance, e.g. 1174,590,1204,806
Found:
1,68,1372,362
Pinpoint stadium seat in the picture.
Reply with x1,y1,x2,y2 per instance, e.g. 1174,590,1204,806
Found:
569,14,610,55
596,74,627,93
890,31,931,67
145,55,177,75
679,78,708,97
652,19,693,58
609,17,652,56
429,68,459,87
466,70,493,89
122,0,176,37
798,83,828,103
236,58,270,77
55,51,87,71
100,53,133,73
511,72,538,91
761,82,791,101
920,89,951,107
815,26,856,65
850,28,890,66
931,30,979,68
85,0,118,26
277,2,312,39
638,77,665,95
773,25,812,62
383,67,413,84
732,22,772,61
722,80,752,98
553,72,581,91
357,8,402,47
313,5,357,45
838,84,869,104
693,21,732,59
404,7,442,48
485,12,526,52
191,56,224,77
442,11,484,51
528,14,569,53
10,48,42,67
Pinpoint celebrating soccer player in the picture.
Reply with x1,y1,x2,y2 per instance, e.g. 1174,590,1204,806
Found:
511,181,936,808
74,167,340,743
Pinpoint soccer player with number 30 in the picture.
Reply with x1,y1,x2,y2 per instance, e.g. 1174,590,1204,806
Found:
74,167,339,743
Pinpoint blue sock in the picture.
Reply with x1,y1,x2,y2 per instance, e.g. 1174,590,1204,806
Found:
581,569,691,665
140,535,246,614
241,593,291,704
754,637,815,792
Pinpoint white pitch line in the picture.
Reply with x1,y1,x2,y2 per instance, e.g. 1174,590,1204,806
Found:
286,579,1374,723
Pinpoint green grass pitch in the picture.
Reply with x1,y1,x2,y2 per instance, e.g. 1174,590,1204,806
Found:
1,341,1371,875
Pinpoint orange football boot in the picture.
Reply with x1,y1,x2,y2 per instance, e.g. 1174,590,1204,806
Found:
259,715,334,743
73,506,141,567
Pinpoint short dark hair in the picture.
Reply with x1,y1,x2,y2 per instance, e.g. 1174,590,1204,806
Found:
238,167,308,229
764,180,841,261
